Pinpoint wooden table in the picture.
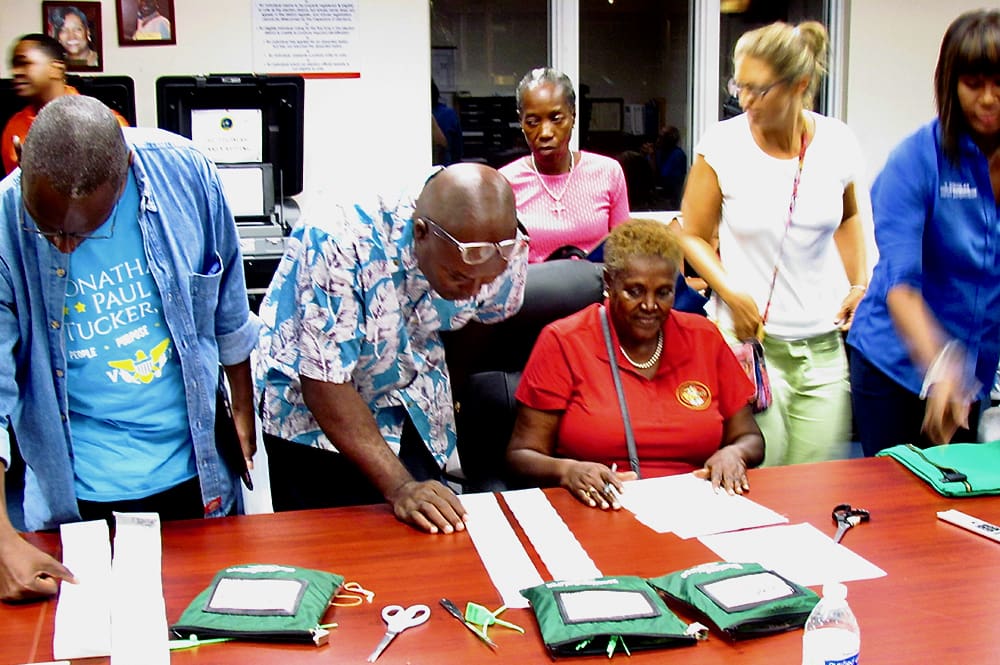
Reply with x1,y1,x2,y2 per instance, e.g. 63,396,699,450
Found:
4,457,999,664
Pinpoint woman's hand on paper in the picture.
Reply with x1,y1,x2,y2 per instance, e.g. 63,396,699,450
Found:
561,461,635,510
696,447,750,495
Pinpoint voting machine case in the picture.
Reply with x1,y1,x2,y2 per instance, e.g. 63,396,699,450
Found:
155,74,304,199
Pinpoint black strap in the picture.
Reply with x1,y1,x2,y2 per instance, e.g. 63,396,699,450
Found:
904,444,972,492
599,306,641,478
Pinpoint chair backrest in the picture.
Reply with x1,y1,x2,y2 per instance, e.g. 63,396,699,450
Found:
442,260,604,490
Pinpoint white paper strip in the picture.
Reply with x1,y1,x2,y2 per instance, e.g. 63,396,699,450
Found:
619,473,788,538
53,520,112,659
110,513,170,665
699,522,887,586
502,488,602,581
459,492,544,609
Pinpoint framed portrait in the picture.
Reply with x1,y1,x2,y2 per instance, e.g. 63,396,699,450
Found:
116,0,176,46
42,1,104,72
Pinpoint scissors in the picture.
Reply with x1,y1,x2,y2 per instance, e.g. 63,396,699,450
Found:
832,503,870,543
367,604,431,662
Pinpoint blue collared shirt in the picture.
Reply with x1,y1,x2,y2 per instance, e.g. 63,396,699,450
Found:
254,190,527,466
848,119,1000,396
0,127,259,531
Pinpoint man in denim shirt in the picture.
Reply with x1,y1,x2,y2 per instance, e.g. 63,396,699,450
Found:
0,96,258,601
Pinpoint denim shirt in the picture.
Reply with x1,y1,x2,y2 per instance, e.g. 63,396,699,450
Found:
848,119,1000,396
0,127,259,531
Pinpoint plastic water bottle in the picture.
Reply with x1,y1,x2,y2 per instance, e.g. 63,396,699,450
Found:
801,582,860,665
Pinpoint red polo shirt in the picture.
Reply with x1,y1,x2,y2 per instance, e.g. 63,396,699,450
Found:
516,303,754,477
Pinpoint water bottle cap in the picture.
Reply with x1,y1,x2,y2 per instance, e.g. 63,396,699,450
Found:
821,582,847,601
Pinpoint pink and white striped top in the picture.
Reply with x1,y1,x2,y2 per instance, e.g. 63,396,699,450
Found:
499,151,630,263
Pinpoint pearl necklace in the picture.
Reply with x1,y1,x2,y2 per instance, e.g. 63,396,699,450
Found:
530,151,576,215
620,331,663,370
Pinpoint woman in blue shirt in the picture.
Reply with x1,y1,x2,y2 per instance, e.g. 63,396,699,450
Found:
847,9,1000,455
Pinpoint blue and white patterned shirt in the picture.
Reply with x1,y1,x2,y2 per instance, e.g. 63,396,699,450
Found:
254,189,527,467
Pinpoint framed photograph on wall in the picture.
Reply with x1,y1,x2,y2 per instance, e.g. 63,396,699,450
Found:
42,1,104,72
116,0,176,46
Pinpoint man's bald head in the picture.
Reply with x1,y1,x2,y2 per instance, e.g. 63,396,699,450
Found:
415,163,517,242
20,94,128,199
412,163,521,301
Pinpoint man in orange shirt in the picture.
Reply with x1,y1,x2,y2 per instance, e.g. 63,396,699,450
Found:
2,34,125,176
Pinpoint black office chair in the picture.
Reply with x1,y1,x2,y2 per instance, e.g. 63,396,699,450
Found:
442,260,605,492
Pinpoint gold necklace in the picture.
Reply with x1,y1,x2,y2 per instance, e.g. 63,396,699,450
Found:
530,151,575,215
620,331,663,370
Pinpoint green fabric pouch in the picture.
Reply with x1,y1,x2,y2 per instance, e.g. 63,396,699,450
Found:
877,440,1000,496
170,563,344,645
520,576,699,657
647,562,818,640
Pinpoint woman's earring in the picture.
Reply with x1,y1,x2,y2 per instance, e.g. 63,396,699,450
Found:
602,289,609,298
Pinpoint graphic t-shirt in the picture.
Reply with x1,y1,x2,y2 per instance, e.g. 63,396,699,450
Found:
64,172,195,501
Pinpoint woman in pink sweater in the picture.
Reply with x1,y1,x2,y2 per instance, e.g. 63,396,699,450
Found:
500,68,630,263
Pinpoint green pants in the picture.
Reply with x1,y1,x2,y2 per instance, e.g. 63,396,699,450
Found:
754,331,851,465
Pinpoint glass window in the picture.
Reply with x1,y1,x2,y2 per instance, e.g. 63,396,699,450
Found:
719,0,829,119
430,0,836,207
431,0,547,96
431,0,547,167
580,0,691,210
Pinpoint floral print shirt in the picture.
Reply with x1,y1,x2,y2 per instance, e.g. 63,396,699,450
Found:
254,190,527,467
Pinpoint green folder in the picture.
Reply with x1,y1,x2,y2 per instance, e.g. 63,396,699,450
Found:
171,564,343,645
878,440,1000,497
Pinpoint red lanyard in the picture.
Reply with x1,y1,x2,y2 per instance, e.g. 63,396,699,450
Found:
761,127,808,326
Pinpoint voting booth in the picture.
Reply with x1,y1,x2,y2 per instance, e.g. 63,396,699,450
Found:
155,74,305,310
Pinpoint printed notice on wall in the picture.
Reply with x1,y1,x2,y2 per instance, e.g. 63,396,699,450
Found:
252,0,360,77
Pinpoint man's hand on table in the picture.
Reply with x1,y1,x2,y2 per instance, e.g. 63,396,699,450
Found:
387,479,467,534
0,531,76,602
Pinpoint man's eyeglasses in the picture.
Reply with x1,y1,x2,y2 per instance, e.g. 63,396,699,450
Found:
20,196,121,242
726,77,789,101
420,216,529,265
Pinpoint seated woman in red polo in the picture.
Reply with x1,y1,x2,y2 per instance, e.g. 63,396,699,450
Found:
506,219,764,508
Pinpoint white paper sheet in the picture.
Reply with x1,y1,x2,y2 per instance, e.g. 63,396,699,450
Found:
502,488,602,582
110,513,170,665
53,520,112,659
618,473,789,538
459,492,544,609
699,522,887,587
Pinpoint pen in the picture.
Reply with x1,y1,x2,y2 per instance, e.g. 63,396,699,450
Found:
440,599,498,649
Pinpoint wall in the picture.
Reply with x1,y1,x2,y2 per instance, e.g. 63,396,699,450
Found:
3,1,990,200
1,0,432,203
845,0,989,177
